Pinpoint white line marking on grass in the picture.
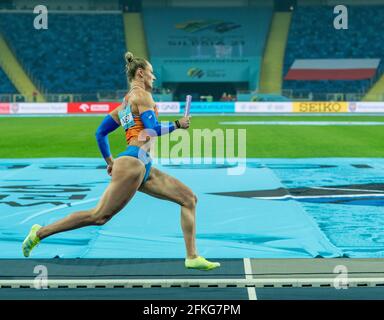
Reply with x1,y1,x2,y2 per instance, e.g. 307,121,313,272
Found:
219,121,384,126
244,258,257,300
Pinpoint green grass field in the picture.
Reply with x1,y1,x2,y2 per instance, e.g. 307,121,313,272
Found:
1,115,383,158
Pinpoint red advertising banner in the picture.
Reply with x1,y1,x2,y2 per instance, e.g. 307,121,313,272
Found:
68,102,120,114
0,103,10,114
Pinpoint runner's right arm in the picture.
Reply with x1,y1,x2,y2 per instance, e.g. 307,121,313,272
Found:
95,108,121,166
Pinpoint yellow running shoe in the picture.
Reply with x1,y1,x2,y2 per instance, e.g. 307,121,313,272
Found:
22,224,42,257
185,256,221,271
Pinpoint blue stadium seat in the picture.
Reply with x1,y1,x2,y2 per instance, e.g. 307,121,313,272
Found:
0,66,17,94
0,13,127,94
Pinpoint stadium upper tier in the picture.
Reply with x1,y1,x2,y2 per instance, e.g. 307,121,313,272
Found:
0,67,17,94
0,13,127,94
283,6,384,98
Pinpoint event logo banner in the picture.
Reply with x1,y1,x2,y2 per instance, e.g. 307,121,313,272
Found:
235,102,293,113
156,58,258,83
0,103,10,114
144,8,272,59
348,102,384,113
156,102,180,114
184,102,234,113
294,102,348,113
68,103,120,114
144,7,271,87
9,103,67,114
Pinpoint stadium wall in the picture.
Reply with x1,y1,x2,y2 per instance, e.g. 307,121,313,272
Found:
142,0,273,8
298,0,383,5
11,0,119,10
1,102,383,115
328,0,384,5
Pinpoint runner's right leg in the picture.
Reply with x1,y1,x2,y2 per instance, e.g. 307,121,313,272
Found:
22,157,145,257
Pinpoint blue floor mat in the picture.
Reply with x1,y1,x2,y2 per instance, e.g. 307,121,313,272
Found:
2,158,381,258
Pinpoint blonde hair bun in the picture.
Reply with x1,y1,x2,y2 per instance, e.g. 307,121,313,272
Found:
125,52,134,64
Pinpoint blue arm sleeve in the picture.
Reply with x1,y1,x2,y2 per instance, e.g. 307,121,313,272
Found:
95,115,120,158
140,109,176,136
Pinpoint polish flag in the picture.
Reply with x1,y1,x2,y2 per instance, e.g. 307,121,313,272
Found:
285,59,381,81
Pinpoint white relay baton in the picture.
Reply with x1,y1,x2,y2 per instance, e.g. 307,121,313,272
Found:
184,95,192,117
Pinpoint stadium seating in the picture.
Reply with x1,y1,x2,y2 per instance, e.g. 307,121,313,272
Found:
283,6,384,98
0,66,17,94
0,13,127,95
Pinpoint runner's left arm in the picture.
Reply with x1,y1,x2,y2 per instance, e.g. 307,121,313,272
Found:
137,91,189,136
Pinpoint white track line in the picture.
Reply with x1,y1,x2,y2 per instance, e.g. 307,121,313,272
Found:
1,278,384,288
244,258,257,300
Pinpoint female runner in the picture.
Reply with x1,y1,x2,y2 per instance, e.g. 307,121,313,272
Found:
22,52,220,270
